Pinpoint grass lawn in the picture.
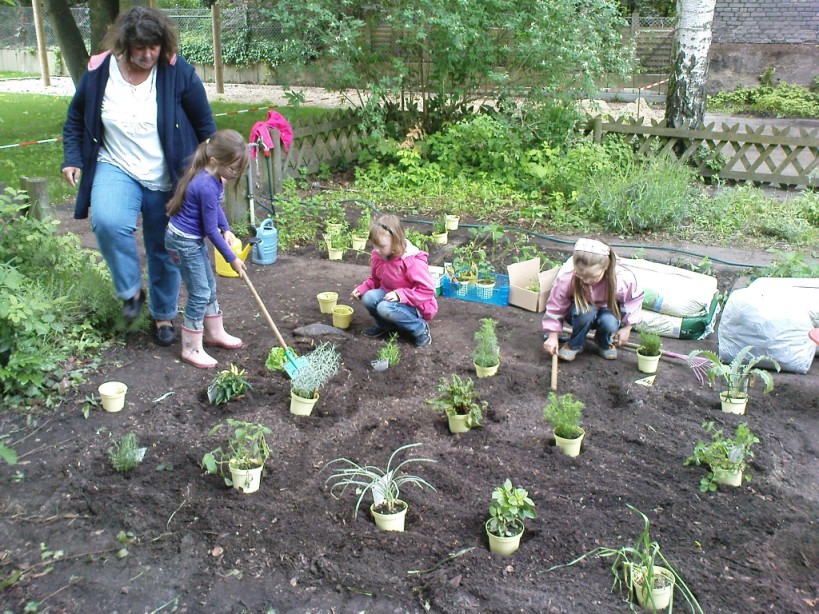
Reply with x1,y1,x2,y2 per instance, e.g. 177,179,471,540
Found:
0,92,327,204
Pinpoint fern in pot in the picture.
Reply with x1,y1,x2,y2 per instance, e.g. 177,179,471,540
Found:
473,318,500,378
289,342,341,416
543,392,585,457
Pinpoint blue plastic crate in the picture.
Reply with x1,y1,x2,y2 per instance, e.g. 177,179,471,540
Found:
441,273,510,306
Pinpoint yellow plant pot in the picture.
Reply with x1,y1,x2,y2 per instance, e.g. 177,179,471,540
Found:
327,247,344,261
445,215,460,231
290,391,319,416
332,304,354,329
317,292,338,314
720,391,748,415
352,236,367,251
447,413,470,434
486,521,523,556
474,361,499,378
554,428,585,458
228,461,263,494
371,500,407,532
636,351,661,374
98,381,128,413
432,231,448,245
713,466,743,487
632,565,675,611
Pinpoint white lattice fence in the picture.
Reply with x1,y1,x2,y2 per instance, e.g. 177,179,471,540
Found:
283,110,365,177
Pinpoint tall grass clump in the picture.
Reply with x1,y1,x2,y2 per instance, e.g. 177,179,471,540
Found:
580,156,700,234
0,189,122,409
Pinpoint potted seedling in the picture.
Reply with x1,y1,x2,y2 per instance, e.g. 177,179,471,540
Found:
427,374,486,434
543,392,585,457
289,342,341,416
684,421,760,491
485,479,537,556
474,257,496,300
201,419,272,494
323,202,345,234
636,330,662,374
325,226,351,261
207,364,252,405
108,433,146,473
688,345,780,415
352,211,371,251
473,318,500,378
323,442,436,532
372,333,400,371
431,216,448,244
547,504,703,613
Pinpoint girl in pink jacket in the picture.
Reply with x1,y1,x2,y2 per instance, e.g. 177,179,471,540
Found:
542,238,643,361
352,214,438,348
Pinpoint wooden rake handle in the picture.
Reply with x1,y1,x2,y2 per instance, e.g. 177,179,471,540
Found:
550,353,558,391
240,271,290,352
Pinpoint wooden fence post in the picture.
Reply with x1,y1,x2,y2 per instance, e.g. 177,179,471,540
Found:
223,180,246,227
593,116,603,144
20,176,53,220
271,129,283,195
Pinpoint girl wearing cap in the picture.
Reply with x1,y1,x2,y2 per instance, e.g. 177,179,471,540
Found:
542,238,643,361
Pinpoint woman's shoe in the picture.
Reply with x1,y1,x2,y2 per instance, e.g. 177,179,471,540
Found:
122,290,145,322
153,322,177,346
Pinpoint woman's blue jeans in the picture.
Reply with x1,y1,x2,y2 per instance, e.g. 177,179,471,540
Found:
90,162,180,321
567,303,620,350
361,289,426,337
164,229,220,330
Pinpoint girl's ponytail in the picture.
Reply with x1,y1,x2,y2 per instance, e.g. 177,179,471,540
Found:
166,142,210,216
604,249,620,320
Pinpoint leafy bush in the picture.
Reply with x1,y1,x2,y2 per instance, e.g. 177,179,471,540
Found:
752,250,819,279
708,82,819,118
581,156,699,233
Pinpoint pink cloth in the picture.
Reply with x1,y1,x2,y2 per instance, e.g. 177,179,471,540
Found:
355,241,439,321
541,260,643,334
249,110,293,158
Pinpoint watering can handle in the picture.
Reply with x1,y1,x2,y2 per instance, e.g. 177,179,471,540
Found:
240,271,289,352
260,218,275,230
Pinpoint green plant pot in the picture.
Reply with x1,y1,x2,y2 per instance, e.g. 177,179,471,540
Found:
290,391,319,416
485,520,523,556
474,361,499,378
554,427,585,458
228,460,263,494
370,500,408,532
447,413,470,434
636,351,660,374
720,391,748,415
331,304,354,329
632,564,675,611
713,465,743,487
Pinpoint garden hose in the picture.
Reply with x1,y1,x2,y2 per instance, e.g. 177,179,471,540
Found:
263,195,769,269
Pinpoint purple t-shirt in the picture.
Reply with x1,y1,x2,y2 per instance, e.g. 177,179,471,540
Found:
169,169,234,262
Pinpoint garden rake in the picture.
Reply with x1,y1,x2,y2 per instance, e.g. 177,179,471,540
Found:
240,270,308,378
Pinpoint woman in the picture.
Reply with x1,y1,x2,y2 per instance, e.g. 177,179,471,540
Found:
62,6,216,346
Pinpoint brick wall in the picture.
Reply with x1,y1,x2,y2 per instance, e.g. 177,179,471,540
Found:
712,0,818,44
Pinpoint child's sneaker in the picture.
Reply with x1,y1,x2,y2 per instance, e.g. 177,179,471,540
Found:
414,324,432,348
598,345,618,360
362,325,388,338
558,345,583,361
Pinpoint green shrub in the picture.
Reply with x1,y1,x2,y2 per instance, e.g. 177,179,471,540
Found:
708,82,819,118
581,157,699,234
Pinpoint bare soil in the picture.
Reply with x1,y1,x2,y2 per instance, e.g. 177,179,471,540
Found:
0,204,817,614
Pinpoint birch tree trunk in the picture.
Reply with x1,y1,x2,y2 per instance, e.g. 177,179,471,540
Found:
665,0,717,129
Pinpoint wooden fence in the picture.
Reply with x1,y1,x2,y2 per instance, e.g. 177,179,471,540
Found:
592,116,819,188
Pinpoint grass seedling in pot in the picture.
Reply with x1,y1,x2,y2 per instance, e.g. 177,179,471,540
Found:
377,333,401,367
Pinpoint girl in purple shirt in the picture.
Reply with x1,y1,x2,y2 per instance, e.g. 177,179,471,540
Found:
165,129,248,369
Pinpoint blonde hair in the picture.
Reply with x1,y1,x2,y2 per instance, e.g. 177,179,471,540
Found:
166,129,248,216
572,243,620,320
368,214,406,259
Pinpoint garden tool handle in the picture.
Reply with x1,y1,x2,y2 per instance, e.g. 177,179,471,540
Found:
550,353,558,391
240,271,289,352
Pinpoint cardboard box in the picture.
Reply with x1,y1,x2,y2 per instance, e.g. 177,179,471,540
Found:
507,258,560,312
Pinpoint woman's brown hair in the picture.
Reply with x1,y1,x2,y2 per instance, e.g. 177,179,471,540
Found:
368,214,406,259
167,130,248,216
571,245,620,320
102,6,178,64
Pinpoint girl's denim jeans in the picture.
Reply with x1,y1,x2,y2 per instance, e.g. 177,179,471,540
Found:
567,303,620,350
90,162,180,321
361,288,426,337
164,228,220,330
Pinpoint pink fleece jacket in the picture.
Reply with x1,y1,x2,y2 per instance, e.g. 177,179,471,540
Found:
541,260,643,334
354,241,439,321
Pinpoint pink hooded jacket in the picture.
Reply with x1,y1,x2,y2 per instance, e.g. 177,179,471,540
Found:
249,110,293,158
542,259,643,334
355,241,439,321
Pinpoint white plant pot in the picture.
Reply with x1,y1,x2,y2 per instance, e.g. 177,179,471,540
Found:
98,381,128,412
229,461,263,494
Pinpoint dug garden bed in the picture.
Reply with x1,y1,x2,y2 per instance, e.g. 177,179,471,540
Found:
1,218,817,613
